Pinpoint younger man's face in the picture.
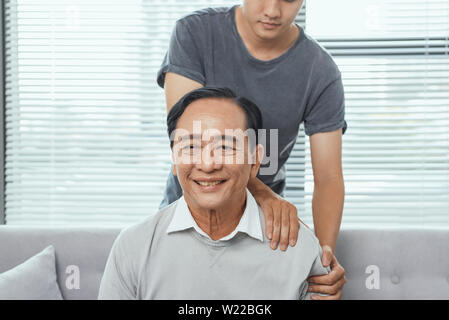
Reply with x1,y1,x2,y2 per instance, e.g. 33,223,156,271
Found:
242,0,304,41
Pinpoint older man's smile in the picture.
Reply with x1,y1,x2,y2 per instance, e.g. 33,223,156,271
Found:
193,178,228,191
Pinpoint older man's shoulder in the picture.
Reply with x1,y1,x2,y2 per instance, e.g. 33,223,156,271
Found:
256,206,321,256
297,221,321,253
113,200,179,248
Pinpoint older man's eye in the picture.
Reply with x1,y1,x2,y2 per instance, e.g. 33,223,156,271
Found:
182,145,200,154
218,145,236,154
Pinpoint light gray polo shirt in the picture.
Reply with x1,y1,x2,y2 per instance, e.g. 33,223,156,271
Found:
98,190,329,300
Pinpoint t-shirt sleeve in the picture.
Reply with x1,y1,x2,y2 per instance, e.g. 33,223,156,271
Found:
300,245,331,300
98,231,137,300
303,73,348,136
156,18,206,88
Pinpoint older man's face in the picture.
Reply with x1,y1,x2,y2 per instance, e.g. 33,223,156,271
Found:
171,98,262,211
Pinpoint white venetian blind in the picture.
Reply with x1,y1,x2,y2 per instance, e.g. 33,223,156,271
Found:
4,0,250,226
6,0,447,228
290,0,449,227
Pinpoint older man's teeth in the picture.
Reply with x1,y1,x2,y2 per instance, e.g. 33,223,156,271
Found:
196,181,223,186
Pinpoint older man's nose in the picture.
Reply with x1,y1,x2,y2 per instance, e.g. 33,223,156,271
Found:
198,147,222,172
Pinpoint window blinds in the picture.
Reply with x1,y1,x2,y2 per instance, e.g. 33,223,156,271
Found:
297,0,449,227
3,0,307,226
4,0,253,226
4,0,448,228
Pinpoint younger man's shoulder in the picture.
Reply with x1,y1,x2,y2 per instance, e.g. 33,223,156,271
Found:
180,6,233,20
176,6,234,28
301,31,341,78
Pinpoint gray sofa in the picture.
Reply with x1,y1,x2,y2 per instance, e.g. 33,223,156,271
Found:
0,226,448,300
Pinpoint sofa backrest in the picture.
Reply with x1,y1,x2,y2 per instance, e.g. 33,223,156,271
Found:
1,226,448,299
0,226,120,300
336,227,449,299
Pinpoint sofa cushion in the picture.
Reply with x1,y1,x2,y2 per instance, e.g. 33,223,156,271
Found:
0,245,63,300
0,226,121,300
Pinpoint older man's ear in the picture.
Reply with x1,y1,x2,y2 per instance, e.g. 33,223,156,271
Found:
250,144,264,178
171,153,177,176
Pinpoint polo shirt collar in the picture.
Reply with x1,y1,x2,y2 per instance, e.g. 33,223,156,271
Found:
166,189,263,242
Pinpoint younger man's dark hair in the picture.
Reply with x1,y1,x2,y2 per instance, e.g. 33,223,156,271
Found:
167,86,263,149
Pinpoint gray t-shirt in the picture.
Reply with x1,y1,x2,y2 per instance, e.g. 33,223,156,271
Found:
98,197,329,300
157,6,347,207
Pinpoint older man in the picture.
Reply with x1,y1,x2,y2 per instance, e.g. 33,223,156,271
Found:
98,87,329,299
